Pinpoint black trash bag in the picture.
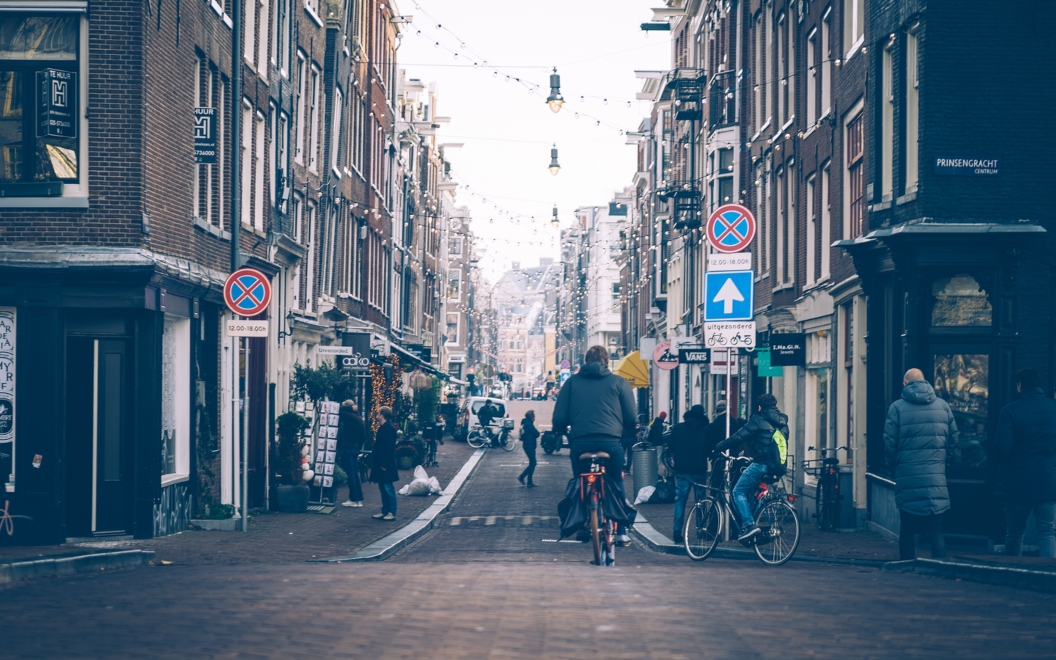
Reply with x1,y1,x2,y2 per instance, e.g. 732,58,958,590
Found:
649,476,676,503
558,473,637,538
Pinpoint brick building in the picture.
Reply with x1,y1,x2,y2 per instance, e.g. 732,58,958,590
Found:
0,0,472,544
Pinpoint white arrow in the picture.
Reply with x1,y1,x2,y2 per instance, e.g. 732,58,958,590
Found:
713,277,744,314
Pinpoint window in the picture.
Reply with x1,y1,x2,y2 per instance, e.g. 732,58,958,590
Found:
612,283,620,300
786,159,795,285
304,201,316,313
717,147,733,207
806,174,817,286
331,86,343,176
845,111,864,240
905,27,920,193
446,313,459,346
275,110,289,212
842,303,854,449
194,55,227,229
308,65,320,171
787,8,795,124
930,275,992,327
843,0,864,57
256,0,269,78
776,167,786,283
294,52,306,163
766,9,774,126
807,29,817,125
447,269,460,300
304,0,320,20
777,13,786,125
243,0,256,66
821,162,831,280
274,0,290,75
448,236,463,256
161,315,191,484
0,15,83,196
754,13,763,131
250,111,265,231
346,213,361,298
821,9,832,117
881,44,894,200
240,100,252,227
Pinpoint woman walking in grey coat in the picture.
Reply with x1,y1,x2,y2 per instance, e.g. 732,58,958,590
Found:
884,368,959,560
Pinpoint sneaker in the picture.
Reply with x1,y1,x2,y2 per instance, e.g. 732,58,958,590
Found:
526,482,537,488
371,513,386,520
737,525,761,542
341,501,355,507
673,532,683,545
352,501,364,508
517,475,526,485
382,513,396,521
615,534,632,547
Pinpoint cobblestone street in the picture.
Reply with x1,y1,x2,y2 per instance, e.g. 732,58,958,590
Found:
5,405,1056,658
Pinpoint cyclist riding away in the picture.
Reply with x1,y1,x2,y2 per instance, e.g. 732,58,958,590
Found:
553,345,638,547
715,393,789,542
477,400,500,440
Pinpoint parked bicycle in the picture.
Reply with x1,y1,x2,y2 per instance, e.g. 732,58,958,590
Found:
422,423,444,469
683,451,800,566
467,421,516,451
802,445,848,530
357,449,372,486
579,450,617,566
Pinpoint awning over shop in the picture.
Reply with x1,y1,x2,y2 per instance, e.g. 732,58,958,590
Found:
613,351,650,389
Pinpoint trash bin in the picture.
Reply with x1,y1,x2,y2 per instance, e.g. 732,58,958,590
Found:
632,446,658,498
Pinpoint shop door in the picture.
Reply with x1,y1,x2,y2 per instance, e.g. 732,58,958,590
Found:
64,338,134,536
930,348,993,538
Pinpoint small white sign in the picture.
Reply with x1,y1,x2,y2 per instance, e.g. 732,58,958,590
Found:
316,346,354,356
226,319,269,337
708,252,752,272
703,321,756,349
709,348,740,375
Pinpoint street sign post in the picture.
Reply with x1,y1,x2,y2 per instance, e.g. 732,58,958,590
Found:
703,271,754,321
706,204,756,253
707,252,752,272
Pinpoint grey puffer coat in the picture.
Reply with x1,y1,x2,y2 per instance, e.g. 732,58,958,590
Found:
883,381,959,516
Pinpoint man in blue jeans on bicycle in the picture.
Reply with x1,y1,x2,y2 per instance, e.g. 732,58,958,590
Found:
715,394,789,542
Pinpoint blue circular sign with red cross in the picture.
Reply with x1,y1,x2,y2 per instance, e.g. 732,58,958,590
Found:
706,204,756,254
223,268,272,317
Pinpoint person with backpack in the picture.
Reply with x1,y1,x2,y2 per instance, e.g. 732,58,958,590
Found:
665,404,710,543
715,393,789,542
518,410,541,487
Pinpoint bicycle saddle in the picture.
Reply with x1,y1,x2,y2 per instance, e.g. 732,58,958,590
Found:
579,451,610,461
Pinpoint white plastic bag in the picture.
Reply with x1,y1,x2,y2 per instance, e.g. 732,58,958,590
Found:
634,485,656,505
399,466,443,496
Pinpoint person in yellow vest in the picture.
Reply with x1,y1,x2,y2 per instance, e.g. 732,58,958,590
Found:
715,393,789,542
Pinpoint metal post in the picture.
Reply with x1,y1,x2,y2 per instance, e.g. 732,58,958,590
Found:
725,348,732,440
242,340,249,532
230,0,243,531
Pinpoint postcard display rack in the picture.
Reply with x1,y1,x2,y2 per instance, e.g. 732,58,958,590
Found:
309,400,340,505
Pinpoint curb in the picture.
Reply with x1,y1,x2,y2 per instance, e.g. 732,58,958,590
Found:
308,448,487,563
0,549,156,585
882,558,1056,594
630,510,887,568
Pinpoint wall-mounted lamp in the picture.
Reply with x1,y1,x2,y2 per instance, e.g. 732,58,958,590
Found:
357,216,368,240
277,310,297,340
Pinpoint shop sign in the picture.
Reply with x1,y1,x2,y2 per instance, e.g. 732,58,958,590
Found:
770,333,806,366
0,308,14,493
934,157,999,176
337,334,371,371
678,345,710,364
756,347,784,377
709,348,739,375
38,69,77,139
652,341,679,371
194,107,218,164
407,344,432,363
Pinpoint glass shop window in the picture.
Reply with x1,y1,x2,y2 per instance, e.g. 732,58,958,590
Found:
931,275,992,327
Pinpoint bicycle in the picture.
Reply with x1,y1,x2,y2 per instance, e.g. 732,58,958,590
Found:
683,452,800,566
706,332,727,347
357,449,372,486
579,450,617,566
802,445,848,530
467,422,516,451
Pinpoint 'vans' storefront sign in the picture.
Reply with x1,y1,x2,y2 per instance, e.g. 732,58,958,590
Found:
935,157,999,176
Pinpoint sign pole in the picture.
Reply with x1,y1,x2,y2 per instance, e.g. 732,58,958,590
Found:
242,337,249,533
725,349,731,440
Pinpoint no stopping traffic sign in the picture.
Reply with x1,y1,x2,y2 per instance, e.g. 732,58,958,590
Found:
223,268,272,317
706,204,756,253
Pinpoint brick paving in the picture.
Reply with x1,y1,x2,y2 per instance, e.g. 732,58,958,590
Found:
4,431,1056,658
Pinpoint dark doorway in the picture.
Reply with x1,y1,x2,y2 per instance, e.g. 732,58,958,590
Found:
64,338,134,536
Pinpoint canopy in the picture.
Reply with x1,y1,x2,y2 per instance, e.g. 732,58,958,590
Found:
613,351,650,389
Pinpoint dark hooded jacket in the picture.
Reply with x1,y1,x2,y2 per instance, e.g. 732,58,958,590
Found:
665,408,711,475
884,380,958,516
995,387,1056,502
716,406,789,474
552,362,637,444
702,413,746,456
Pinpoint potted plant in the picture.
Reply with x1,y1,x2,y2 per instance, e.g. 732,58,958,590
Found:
275,411,311,512
395,432,425,470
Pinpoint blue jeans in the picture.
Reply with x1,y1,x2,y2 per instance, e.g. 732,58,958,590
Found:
1005,500,1056,558
379,482,397,516
732,463,770,529
673,474,708,536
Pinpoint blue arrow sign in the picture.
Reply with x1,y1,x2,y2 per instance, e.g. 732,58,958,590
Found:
703,270,754,321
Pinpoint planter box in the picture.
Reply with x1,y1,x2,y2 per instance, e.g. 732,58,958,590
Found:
277,484,310,512
397,455,415,470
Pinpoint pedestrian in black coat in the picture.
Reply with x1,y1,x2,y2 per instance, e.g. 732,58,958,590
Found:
995,368,1056,557
518,410,540,487
884,368,957,560
370,407,399,521
666,404,709,542
337,400,365,507
702,400,746,489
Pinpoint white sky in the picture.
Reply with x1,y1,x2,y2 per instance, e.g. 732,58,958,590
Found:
397,1,670,281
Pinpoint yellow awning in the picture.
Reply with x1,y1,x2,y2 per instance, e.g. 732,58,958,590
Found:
613,350,650,389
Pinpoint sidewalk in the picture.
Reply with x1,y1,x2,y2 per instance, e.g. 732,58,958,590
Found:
0,439,475,568
625,472,1056,591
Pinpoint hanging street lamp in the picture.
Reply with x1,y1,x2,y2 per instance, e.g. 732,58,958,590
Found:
549,144,561,176
552,205,560,227
546,67,565,113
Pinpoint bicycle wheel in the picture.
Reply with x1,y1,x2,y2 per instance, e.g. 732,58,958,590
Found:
589,503,603,566
603,520,616,566
501,434,516,451
467,430,485,449
753,500,800,566
683,498,721,561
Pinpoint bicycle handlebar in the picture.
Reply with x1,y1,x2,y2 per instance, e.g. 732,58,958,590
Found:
807,445,849,454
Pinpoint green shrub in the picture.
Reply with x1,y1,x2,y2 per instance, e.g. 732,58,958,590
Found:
276,411,310,485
